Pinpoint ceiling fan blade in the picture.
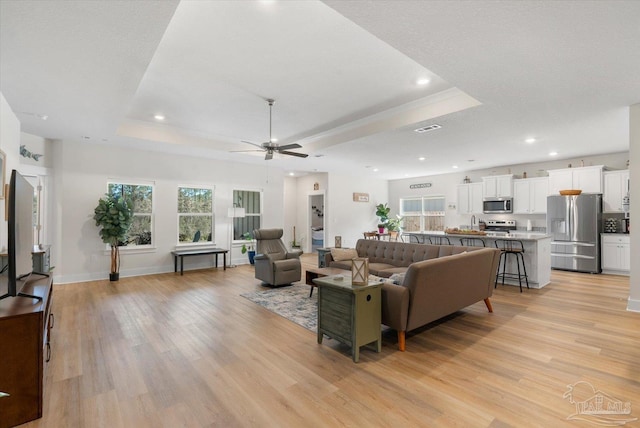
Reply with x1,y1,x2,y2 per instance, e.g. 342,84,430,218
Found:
276,143,302,151
241,140,266,149
279,150,309,158
230,149,265,153
265,151,273,160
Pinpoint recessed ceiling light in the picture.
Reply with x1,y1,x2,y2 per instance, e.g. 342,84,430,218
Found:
525,138,536,144
373,168,379,172
452,165,459,169
289,172,294,176
417,78,431,85
154,114,165,121
418,157,425,161
270,138,278,142
414,124,442,133
549,151,558,156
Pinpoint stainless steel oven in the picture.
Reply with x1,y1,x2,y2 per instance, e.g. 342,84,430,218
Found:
483,198,512,214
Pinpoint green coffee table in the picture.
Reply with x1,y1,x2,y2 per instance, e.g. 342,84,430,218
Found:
312,275,382,362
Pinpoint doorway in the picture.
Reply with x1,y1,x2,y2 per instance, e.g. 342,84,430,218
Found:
308,193,325,253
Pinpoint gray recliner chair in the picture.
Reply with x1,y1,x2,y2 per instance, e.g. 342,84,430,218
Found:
253,228,302,286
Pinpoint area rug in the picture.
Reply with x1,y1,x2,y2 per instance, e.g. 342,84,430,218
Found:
241,285,317,332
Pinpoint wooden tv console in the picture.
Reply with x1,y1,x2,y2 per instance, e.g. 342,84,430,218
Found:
0,275,54,428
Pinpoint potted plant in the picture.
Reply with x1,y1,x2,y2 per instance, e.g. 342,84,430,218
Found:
93,194,133,281
386,215,403,232
375,203,391,233
241,232,256,265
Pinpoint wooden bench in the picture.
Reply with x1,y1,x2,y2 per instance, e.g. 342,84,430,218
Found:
171,248,228,275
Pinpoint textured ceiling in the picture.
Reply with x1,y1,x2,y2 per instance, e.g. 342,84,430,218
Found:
1,0,639,180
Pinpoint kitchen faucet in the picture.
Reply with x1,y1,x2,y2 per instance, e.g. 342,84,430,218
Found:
470,215,476,230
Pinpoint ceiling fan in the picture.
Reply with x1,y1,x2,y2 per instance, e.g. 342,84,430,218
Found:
234,99,308,160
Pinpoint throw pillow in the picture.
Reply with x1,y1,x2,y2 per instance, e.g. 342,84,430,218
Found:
389,273,406,285
331,248,359,261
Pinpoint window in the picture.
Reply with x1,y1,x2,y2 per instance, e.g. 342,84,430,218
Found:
108,182,154,246
400,196,446,232
232,190,261,239
178,186,214,244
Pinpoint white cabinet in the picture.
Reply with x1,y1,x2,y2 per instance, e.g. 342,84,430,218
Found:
457,182,483,214
482,174,513,198
547,165,604,195
603,170,629,212
601,234,630,274
513,177,549,214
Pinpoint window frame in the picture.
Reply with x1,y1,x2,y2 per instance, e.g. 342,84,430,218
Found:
106,180,155,251
176,185,215,246
400,195,446,232
232,189,263,241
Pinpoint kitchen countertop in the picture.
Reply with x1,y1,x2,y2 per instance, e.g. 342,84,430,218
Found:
404,231,551,241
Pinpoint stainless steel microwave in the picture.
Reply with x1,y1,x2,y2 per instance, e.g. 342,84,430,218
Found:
483,198,512,214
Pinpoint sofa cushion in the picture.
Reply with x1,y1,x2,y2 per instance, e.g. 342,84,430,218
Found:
368,263,397,276
330,248,359,261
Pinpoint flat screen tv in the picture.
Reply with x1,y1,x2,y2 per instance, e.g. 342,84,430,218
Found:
0,169,42,301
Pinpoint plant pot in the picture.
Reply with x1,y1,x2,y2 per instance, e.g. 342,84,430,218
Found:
109,272,119,282
248,250,256,265
378,226,385,233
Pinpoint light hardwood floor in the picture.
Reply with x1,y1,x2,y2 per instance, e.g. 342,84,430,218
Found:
24,254,640,427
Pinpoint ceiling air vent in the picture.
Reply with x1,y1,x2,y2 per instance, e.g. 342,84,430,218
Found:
414,124,442,133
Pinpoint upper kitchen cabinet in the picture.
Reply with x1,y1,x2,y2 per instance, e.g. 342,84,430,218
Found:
457,182,483,214
482,174,513,198
513,177,549,214
603,170,630,212
547,165,604,195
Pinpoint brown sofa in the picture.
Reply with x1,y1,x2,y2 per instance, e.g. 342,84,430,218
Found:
324,239,501,351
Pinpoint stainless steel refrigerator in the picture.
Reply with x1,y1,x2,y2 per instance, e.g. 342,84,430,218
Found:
547,194,602,273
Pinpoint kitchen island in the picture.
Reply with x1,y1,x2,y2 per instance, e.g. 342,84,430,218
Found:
404,231,551,288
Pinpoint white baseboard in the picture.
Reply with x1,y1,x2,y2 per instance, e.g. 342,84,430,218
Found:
627,297,640,312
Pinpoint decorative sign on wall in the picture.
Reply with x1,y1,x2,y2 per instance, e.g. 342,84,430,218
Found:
353,192,369,202
313,182,319,190
335,236,342,248
20,145,43,161
409,183,432,189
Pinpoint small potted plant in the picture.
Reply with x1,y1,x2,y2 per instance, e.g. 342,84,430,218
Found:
375,203,391,233
386,215,403,232
241,232,256,265
93,194,133,281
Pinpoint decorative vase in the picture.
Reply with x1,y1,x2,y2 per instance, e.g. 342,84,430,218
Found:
109,272,119,282
248,250,256,265
378,226,385,233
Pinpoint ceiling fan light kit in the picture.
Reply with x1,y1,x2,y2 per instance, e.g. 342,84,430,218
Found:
235,99,309,160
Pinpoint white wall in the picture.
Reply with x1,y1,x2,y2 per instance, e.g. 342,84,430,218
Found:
390,152,630,231
0,92,21,252
628,104,639,312
327,172,388,248
52,140,285,283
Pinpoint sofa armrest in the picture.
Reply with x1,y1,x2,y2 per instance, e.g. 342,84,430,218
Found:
381,282,410,332
254,253,269,261
286,250,301,259
324,252,335,267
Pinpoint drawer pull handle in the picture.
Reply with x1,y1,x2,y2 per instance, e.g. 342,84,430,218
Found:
49,313,54,328
46,342,51,363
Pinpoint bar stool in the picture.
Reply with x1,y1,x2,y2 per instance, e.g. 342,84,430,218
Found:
494,239,529,292
409,234,425,244
429,236,451,245
459,237,486,247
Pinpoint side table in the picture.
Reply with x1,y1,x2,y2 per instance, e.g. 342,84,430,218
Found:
313,275,382,362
